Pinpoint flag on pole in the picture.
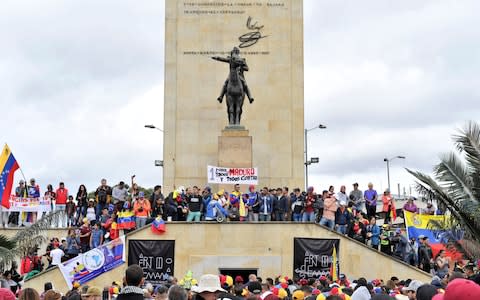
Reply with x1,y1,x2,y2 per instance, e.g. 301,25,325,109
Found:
0,144,20,209
330,244,338,281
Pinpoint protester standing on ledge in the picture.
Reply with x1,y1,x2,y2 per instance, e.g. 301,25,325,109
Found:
364,182,378,219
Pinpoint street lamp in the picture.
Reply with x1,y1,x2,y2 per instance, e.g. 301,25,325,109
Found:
383,155,406,191
305,124,327,190
145,124,165,183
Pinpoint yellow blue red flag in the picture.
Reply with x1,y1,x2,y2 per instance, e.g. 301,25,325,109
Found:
0,144,20,209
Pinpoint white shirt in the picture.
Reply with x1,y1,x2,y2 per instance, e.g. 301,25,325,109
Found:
112,186,128,202
337,192,348,204
50,248,64,266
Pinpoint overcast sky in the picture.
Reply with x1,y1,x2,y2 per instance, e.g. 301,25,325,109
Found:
1,0,479,195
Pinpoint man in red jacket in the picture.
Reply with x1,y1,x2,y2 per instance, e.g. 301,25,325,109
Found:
55,182,68,227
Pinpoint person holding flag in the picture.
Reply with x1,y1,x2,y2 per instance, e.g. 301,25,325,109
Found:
382,189,396,225
0,144,20,227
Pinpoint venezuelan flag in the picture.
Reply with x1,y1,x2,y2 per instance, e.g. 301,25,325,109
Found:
117,210,135,229
0,145,20,209
151,217,166,234
404,210,461,257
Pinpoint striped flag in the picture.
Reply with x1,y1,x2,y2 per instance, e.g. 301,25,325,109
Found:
330,244,338,281
0,144,20,209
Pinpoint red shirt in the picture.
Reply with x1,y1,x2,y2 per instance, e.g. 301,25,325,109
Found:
55,188,68,204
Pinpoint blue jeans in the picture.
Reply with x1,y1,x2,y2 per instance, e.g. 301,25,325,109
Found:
274,211,285,221
55,204,67,227
336,224,347,234
302,211,315,222
319,217,335,229
187,211,201,222
259,214,271,221
293,213,303,222
96,202,107,220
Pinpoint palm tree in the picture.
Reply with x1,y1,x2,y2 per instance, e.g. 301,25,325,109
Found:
407,121,480,259
0,210,63,270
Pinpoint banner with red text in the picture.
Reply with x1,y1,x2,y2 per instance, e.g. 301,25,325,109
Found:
207,165,258,185
6,196,52,212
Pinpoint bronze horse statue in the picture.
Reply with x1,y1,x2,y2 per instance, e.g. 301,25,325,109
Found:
212,47,254,126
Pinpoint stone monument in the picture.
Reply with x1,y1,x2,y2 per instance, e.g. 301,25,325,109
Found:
164,0,304,190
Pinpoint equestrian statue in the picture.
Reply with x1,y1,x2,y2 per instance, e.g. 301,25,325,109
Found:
212,47,254,126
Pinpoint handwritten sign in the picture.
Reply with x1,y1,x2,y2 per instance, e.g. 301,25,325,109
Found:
128,240,175,285
6,196,52,212
207,165,258,185
293,238,340,280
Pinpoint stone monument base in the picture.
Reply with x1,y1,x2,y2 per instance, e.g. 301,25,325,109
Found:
218,127,252,190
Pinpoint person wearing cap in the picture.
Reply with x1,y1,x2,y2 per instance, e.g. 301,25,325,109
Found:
65,281,81,300
364,183,378,220
402,280,423,300
380,223,393,255
433,278,480,300
12,179,27,226
403,197,418,213
95,179,112,221
27,178,41,223
134,191,151,228
302,187,317,222
381,189,395,225
349,183,364,214
392,228,409,262
292,289,305,300
335,199,351,234
245,185,259,222
422,202,435,215
291,188,304,222
418,236,433,273
192,274,227,300
320,190,337,229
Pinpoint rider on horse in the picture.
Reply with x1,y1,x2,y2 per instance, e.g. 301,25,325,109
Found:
212,47,254,104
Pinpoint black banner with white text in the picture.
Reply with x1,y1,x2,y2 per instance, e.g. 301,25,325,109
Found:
293,238,340,280
128,240,175,285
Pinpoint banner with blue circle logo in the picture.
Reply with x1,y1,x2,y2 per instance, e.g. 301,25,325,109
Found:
59,236,126,289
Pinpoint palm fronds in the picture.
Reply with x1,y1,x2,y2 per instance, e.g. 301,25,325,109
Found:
0,210,65,269
407,121,480,260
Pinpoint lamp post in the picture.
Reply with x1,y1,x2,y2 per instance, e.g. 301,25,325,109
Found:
383,155,406,191
305,124,327,190
145,124,165,182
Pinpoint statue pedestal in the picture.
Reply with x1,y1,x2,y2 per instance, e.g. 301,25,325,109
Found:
217,127,252,189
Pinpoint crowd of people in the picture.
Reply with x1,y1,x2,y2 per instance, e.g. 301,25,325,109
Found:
1,263,479,300
3,179,452,277
1,179,440,229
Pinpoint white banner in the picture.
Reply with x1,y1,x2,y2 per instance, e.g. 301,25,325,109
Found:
207,165,258,185
6,196,52,212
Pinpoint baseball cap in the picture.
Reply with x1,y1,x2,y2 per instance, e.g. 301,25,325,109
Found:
402,280,423,292
248,281,262,294
0,288,15,300
292,290,305,300
418,235,425,240
432,278,480,300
